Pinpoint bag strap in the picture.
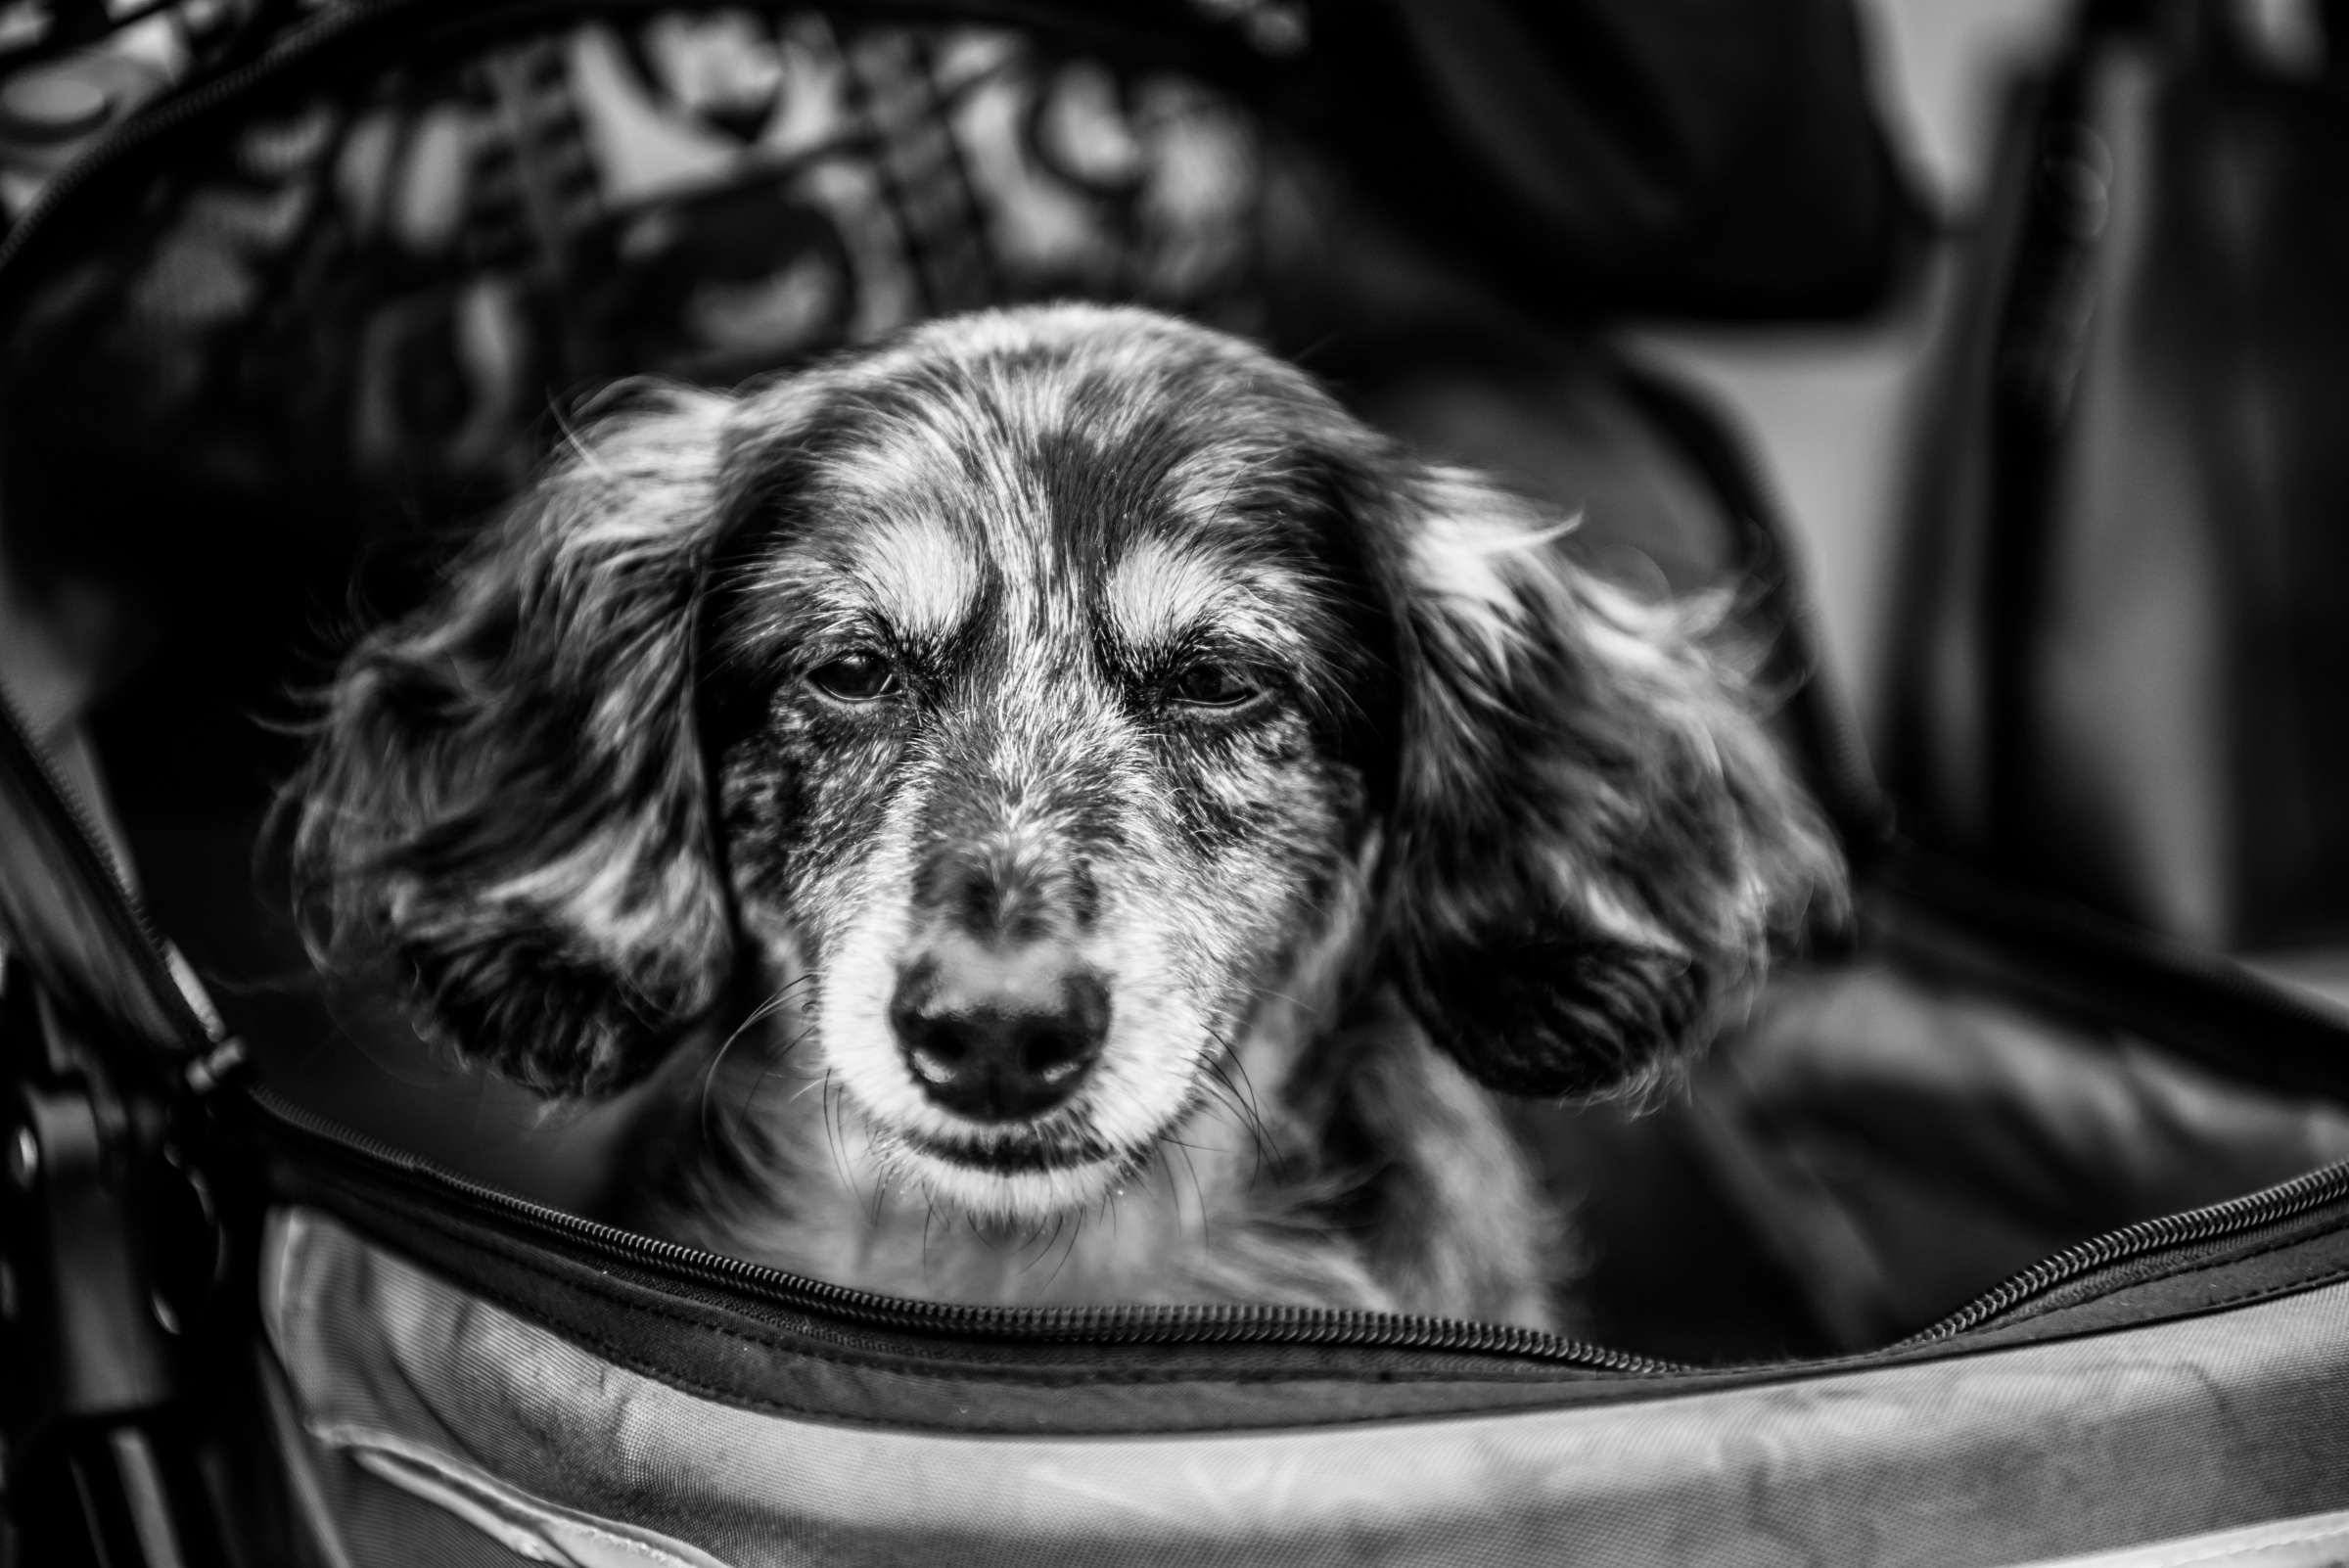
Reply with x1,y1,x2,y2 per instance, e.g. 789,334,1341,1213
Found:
1607,356,1900,865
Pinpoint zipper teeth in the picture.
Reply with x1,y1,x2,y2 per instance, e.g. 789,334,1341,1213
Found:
1902,1157,2349,1344
0,684,214,1052
250,1085,1678,1369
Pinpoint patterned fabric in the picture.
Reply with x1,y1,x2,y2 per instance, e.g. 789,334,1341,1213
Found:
2,2,1300,519
0,0,308,218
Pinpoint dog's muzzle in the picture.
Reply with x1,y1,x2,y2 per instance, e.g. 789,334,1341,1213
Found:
889,930,1110,1122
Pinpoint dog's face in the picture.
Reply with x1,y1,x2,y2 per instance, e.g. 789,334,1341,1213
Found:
295,305,1841,1227
700,318,1394,1214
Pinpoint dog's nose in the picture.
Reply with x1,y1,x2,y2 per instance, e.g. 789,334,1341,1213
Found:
889,937,1110,1122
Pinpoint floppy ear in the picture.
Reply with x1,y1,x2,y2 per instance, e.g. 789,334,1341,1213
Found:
292,388,750,1099
1382,466,1845,1101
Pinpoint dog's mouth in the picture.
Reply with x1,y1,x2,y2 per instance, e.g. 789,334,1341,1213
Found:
899,1126,1121,1176
874,1119,1153,1222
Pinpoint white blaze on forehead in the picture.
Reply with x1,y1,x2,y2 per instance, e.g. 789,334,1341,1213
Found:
846,519,982,640
1105,536,1303,653
1107,537,1224,648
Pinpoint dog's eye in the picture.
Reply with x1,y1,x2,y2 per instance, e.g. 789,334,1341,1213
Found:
1168,662,1261,711
806,650,898,703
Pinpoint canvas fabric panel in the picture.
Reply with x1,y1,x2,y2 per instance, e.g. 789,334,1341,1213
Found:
264,1206,2349,1567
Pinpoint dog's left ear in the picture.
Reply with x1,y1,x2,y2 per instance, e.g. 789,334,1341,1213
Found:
1378,465,1846,1101
292,388,758,1099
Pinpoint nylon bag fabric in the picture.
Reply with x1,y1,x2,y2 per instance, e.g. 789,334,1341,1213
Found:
1885,0,2349,952
251,1165,2349,1567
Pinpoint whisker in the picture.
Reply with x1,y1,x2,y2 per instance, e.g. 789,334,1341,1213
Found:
1153,1131,1226,1156
698,1040,746,1153
1217,1033,1270,1127
1237,981,1317,1013
1201,1047,1276,1179
1172,1137,1210,1256
1021,1212,1066,1274
700,979,810,1146
1038,1208,1085,1294
820,1071,856,1196
739,1022,811,1119
1200,1080,1273,1181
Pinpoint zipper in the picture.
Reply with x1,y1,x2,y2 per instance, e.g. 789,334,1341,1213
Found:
259,1059,2349,1371
1902,1156,2349,1344
246,1082,1681,1369
0,682,216,1056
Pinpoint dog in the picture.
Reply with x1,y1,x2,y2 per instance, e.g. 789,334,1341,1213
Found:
290,303,1842,1332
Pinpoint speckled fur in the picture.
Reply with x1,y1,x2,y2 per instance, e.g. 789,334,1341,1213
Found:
290,304,1843,1330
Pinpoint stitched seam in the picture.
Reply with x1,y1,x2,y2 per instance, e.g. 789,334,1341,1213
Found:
2157,1259,2349,1318
1996,1232,2349,1335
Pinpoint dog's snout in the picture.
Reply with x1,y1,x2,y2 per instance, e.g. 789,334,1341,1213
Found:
890,937,1110,1122
916,845,1099,945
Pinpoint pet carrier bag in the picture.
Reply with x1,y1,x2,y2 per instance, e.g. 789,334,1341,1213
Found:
9,2,2349,1565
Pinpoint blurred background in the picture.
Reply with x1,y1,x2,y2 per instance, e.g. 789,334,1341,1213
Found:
1657,0,2058,732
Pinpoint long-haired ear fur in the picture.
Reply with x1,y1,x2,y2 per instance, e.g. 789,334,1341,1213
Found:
1384,466,1846,1101
289,387,748,1099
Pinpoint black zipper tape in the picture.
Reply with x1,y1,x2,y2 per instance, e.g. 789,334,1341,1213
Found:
0,682,217,1062
251,1073,2349,1372
244,1083,1680,1369
1899,1156,2349,1343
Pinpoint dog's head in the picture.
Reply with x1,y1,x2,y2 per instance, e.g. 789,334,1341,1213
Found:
295,304,1841,1222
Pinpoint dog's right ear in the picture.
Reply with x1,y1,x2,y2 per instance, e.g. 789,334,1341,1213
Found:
293,387,761,1099
1375,464,1845,1104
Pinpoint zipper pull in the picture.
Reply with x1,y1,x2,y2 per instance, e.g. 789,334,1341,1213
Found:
181,1037,249,1098
158,940,252,1097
